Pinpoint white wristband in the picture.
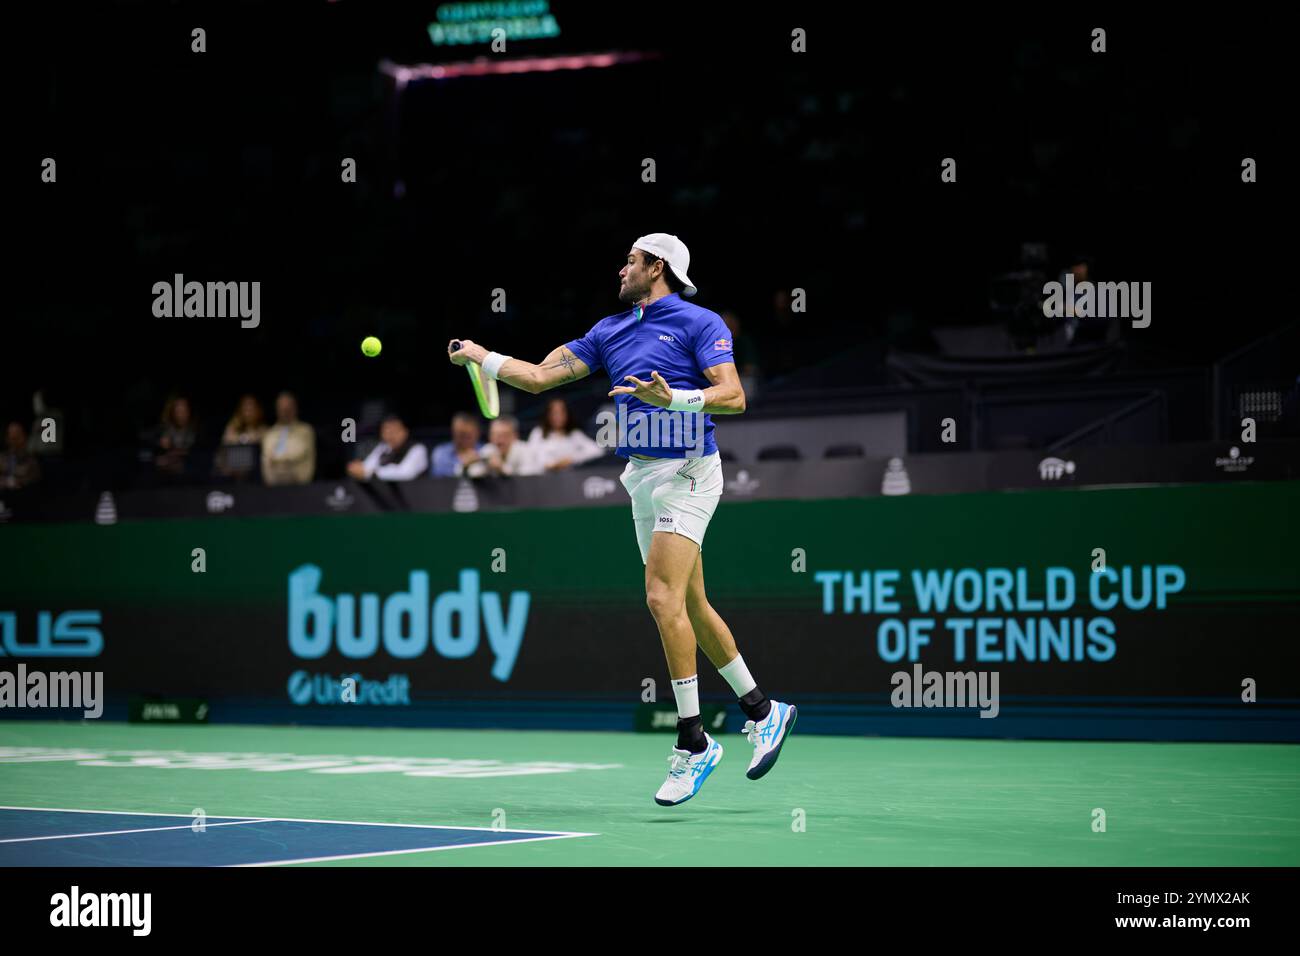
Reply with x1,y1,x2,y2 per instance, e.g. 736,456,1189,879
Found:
667,388,706,412
482,352,511,380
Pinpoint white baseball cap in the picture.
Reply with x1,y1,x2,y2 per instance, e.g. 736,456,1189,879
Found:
633,233,697,297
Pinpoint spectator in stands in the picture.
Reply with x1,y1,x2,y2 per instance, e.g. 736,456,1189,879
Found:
153,395,197,477
1056,252,1112,346
485,416,543,476
1,421,41,489
261,391,316,486
430,412,492,477
215,394,268,479
347,414,428,481
526,397,604,471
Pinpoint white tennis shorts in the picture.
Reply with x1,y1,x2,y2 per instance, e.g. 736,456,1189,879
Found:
619,451,724,564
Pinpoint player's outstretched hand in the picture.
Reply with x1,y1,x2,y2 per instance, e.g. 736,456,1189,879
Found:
448,339,485,366
609,370,673,407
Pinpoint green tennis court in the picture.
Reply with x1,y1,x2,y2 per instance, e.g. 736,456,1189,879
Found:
3,721,1297,866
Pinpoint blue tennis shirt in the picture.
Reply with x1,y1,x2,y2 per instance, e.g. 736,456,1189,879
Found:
565,293,735,460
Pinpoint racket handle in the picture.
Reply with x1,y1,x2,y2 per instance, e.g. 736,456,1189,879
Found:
450,340,463,351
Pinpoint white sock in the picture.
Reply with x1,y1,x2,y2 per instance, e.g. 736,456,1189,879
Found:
671,675,700,719
717,654,757,697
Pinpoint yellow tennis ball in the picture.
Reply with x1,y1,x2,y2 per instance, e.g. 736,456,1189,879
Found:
361,336,382,358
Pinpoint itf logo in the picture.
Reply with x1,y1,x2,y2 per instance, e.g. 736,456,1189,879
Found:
287,566,529,681
1037,457,1076,481
0,611,103,657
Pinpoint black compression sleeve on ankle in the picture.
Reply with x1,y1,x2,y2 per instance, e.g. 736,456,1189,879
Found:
739,688,771,722
676,715,707,753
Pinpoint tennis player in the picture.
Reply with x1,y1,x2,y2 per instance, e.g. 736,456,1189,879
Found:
448,233,796,806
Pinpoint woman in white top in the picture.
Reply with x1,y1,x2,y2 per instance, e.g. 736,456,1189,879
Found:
526,396,605,471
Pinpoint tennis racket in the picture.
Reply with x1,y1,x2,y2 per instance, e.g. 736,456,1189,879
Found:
450,341,500,419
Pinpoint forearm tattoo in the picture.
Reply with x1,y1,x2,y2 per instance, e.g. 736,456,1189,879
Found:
546,347,580,382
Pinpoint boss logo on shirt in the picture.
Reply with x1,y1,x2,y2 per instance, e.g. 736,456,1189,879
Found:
658,334,675,342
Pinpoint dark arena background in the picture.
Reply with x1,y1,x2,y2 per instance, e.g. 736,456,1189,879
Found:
2,0,1296,937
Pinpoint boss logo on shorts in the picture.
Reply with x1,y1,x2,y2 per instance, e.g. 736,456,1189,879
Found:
656,515,675,530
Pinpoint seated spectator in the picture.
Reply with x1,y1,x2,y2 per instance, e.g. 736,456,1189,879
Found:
153,395,197,477
1,421,41,489
430,412,492,477
215,394,268,479
527,397,604,471
485,416,543,476
261,391,316,486
1052,252,1113,347
347,414,428,481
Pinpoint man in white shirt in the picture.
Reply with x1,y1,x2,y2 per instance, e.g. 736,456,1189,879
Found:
485,416,542,476
346,415,429,481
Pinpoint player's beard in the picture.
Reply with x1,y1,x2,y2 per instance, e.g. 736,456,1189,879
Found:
618,276,650,305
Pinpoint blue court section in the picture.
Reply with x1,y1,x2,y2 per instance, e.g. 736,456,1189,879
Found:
0,809,584,866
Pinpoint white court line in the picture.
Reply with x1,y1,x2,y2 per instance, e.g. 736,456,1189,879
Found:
0,806,244,819
0,805,596,837
0,806,598,864
225,813,598,837
0,819,271,844
236,832,597,867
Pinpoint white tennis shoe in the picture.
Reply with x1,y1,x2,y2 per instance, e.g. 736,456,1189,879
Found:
742,700,797,779
653,733,723,806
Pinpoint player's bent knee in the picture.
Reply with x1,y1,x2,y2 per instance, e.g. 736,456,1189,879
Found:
645,583,685,619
